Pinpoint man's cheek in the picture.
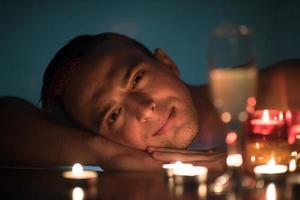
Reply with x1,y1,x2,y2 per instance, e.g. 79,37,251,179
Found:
120,126,145,147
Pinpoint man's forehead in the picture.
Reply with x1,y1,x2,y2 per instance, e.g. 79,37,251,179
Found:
85,45,146,103
88,45,145,80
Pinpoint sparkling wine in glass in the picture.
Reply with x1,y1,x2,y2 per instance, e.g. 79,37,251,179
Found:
208,24,257,192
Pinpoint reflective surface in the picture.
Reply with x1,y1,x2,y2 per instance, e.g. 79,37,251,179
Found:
1,168,300,200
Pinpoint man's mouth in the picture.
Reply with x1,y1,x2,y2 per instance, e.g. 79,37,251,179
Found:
153,107,175,136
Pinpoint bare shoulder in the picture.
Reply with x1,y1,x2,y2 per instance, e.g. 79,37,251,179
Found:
0,96,40,113
257,59,300,110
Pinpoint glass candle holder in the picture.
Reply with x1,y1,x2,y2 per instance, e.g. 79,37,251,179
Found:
245,110,291,172
286,110,300,172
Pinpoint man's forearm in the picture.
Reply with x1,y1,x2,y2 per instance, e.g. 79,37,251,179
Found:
0,97,162,171
0,97,108,166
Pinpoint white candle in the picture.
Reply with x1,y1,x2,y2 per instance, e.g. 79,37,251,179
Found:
250,110,279,126
163,161,208,184
174,165,207,177
63,163,98,179
226,154,243,167
253,158,287,175
162,161,193,177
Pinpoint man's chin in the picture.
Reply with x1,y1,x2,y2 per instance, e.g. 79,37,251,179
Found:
172,127,198,149
153,136,195,149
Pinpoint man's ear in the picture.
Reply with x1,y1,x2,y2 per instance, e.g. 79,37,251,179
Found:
154,48,180,77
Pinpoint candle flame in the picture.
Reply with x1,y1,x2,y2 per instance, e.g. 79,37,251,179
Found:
253,157,288,175
267,158,276,166
174,161,183,166
262,110,270,122
279,111,284,121
72,163,83,176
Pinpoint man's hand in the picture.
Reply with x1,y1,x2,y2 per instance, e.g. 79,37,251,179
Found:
89,135,163,172
106,149,163,172
147,147,226,172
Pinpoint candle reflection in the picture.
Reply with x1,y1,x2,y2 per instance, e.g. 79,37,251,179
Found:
72,187,85,200
266,183,276,200
289,158,297,172
246,109,291,169
174,184,184,197
198,184,207,200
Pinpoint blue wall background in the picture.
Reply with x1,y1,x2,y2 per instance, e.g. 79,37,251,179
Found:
1,0,299,105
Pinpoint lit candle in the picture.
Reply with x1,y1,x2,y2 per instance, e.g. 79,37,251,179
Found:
253,158,287,175
63,163,98,180
251,110,279,125
162,161,193,177
226,154,243,167
250,110,284,135
163,161,208,184
174,165,207,177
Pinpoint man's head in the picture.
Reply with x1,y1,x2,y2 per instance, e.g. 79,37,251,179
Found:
41,32,198,150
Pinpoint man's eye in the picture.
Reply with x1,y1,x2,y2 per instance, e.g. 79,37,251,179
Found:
108,109,121,125
132,70,144,89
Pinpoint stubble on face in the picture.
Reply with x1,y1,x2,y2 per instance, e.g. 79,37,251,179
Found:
63,44,199,150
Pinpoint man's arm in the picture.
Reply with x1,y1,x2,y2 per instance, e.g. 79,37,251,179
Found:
0,97,162,171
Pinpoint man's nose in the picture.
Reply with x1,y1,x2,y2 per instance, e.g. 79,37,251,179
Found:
126,93,156,122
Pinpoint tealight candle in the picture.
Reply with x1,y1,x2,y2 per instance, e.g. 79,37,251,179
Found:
226,154,243,168
254,158,287,175
251,110,280,126
250,110,283,135
162,161,193,177
163,161,208,184
63,163,98,180
246,109,291,170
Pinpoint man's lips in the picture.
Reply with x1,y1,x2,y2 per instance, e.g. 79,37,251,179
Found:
153,107,175,136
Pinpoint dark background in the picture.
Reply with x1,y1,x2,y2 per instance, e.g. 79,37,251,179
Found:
1,0,299,104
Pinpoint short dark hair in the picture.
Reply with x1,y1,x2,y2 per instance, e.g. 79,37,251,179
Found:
41,32,154,109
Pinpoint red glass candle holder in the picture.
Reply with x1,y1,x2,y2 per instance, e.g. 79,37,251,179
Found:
248,109,286,137
245,109,291,170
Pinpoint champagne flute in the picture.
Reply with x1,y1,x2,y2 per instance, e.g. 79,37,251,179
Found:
208,23,257,193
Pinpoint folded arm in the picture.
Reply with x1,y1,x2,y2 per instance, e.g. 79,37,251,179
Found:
0,97,162,171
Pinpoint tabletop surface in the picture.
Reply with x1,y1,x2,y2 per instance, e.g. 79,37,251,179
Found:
0,168,299,200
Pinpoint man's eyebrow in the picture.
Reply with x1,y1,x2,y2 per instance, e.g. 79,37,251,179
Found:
121,59,144,88
96,59,144,130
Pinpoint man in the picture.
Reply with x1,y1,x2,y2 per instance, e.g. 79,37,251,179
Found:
0,33,299,171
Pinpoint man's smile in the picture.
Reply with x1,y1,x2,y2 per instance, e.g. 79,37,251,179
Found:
153,107,175,137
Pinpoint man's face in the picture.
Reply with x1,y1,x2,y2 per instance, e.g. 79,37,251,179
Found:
63,43,198,150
